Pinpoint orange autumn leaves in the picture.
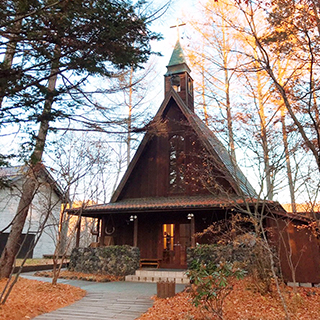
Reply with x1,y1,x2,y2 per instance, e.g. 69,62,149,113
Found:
138,277,320,320
0,277,85,320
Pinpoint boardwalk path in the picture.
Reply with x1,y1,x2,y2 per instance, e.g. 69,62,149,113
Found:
22,274,186,320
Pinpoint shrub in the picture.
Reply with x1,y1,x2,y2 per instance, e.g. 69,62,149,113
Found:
187,261,246,320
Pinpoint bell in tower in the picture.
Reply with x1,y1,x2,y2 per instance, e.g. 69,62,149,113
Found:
170,74,181,92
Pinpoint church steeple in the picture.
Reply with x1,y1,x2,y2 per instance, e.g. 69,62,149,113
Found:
165,40,194,112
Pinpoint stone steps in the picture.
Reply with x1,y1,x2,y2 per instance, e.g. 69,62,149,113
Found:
125,269,190,284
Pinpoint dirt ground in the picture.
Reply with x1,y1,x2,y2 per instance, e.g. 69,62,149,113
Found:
0,277,85,320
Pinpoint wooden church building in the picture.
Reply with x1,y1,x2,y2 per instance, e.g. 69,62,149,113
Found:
71,41,320,284
72,40,270,269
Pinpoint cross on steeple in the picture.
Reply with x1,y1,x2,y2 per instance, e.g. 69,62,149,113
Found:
170,19,186,40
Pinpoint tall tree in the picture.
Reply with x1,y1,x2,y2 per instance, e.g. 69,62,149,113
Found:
186,0,307,203
112,61,158,168
236,0,320,172
186,0,241,162
0,0,164,279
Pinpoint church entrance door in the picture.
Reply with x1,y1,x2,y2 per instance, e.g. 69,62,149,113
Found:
161,223,190,268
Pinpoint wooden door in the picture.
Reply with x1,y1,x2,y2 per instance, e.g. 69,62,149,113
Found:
161,223,191,268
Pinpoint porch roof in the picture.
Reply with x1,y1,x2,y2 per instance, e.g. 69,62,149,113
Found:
68,195,283,216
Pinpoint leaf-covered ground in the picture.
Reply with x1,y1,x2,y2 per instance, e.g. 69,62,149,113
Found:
35,270,124,282
15,258,67,266
1,275,320,320
0,277,85,320
137,277,320,320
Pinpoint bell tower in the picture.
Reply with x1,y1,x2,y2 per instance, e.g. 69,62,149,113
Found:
164,40,194,112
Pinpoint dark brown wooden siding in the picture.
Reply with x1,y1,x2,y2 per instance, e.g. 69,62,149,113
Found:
117,99,235,200
267,217,320,284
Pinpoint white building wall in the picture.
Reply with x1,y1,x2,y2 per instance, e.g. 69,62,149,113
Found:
0,187,19,233
0,177,62,258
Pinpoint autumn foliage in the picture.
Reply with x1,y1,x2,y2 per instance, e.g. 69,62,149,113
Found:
138,277,320,320
0,277,85,320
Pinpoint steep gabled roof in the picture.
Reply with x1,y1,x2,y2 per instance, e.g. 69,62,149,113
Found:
186,109,257,196
0,164,67,200
157,89,256,196
111,89,256,203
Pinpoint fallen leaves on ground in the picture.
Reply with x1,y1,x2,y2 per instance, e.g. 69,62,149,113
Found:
137,277,320,320
0,277,85,320
35,270,124,282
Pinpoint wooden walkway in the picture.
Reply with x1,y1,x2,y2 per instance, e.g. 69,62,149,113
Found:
22,273,186,320
34,291,153,320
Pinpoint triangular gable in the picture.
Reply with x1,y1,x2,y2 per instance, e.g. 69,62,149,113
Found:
111,91,178,203
111,89,256,203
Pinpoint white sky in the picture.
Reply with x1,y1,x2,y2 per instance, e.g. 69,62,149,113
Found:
150,0,198,80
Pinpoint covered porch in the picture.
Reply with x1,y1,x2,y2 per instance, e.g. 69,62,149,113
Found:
70,195,241,269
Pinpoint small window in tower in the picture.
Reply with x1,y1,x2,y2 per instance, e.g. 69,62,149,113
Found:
169,135,185,193
188,78,193,95
171,75,181,92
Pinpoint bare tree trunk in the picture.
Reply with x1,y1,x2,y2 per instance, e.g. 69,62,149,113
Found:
0,19,22,108
0,45,60,279
200,41,209,126
254,45,273,199
201,62,209,126
281,106,296,213
257,79,273,199
127,66,133,168
221,20,236,164
224,65,235,163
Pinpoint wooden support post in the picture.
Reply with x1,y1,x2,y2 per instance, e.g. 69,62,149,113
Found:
157,280,175,298
100,218,106,246
191,215,195,247
76,217,81,248
96,218,100,243
76,206,84,248
133,217,138,247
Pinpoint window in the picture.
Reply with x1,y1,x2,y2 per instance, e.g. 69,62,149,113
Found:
188,77,193,95
170,75,181,92
169,135,185,193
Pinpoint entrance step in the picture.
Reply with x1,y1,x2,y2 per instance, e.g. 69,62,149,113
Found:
125,269,190,284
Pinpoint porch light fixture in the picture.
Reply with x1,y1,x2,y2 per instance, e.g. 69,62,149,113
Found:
130,215,137,222
187,213,194,220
